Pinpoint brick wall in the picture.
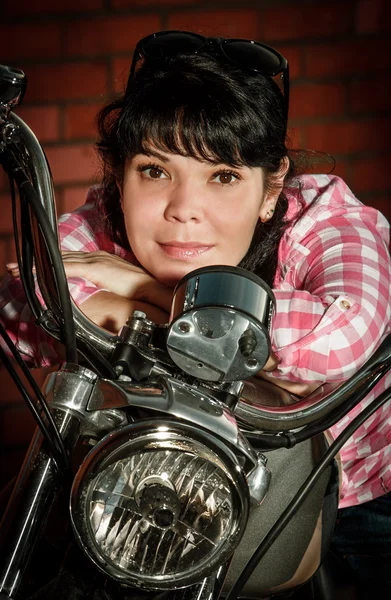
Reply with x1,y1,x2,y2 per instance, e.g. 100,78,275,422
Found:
0,0,390,484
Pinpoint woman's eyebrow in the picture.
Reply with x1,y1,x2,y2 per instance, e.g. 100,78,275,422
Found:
140,149,170,162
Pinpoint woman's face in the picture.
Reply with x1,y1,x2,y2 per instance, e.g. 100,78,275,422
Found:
121,149,276,286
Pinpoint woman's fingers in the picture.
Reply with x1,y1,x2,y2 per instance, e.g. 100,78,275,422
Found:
60,250,174,311
262,350,280,371
6,263,20,277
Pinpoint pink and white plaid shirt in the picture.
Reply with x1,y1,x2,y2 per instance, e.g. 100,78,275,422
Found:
1,174,390,508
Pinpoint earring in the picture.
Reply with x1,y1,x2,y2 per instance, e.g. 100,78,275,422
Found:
260,207,275,223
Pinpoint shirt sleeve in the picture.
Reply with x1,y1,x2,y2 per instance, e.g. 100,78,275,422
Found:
58,209,107,306
270,210,391,384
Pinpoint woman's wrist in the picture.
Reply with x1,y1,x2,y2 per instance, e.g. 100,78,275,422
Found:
79,290,169,333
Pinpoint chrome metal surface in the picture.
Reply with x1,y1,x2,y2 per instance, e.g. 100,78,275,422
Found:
0,410,81,598
236,333,391,430
9,113,57,231
43,363,127,437
247,453,272,506
0,66,26,123
2,112,117,359
119,310,156,341
170,266,275,320
70,419,249,590
90,375,258,471
167,267,275,382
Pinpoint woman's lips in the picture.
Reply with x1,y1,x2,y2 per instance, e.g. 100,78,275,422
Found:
159,242,213,260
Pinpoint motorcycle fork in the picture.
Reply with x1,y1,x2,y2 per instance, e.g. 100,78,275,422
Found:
0,364,124,600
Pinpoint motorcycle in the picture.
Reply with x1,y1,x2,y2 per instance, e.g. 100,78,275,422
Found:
0,64,390,600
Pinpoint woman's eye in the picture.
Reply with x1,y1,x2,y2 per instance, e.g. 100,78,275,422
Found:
147,167,166,179
138,164,168,180
212,171,239,185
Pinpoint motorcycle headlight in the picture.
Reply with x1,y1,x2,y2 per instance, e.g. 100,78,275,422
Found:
70,419,249,590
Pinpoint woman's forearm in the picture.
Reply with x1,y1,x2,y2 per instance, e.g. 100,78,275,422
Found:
79,290,170,333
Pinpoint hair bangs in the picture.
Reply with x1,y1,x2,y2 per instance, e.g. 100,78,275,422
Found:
117,71,265,167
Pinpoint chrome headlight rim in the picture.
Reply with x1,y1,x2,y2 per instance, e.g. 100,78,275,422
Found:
70,418,249,590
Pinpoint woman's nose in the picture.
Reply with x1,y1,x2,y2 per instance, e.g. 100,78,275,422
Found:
164,182,204,223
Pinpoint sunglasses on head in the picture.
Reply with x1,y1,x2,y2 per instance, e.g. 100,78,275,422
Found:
126,30,290,123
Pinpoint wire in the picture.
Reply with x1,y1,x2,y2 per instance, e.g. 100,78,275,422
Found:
0,321,70,474
76,332,118,380
225,385,391,599
244,359,391,451
24,183,78,363
4,150,78,364
0,344,67,476
9,175,43,320
294,369,390,444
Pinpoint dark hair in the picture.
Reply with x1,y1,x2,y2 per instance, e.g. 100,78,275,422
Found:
96,46,294,286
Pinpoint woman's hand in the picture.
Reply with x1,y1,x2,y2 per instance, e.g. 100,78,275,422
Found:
7,251,174,331
79,291,170,332
257,350,321,397
61,251,173,312
257,369,321,397
8,251,173,312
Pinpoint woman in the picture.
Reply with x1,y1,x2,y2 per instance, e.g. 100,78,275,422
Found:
1,31,391,596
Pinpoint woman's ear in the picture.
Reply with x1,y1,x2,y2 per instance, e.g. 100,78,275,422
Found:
259,157,290,223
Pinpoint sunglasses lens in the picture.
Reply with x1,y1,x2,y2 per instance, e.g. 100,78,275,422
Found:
142,32,205,59
223,40,283,75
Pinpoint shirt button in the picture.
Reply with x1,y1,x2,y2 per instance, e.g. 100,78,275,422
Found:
340,299,351,310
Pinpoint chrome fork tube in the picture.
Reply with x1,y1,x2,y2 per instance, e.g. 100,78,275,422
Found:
0,409,81,599
0,364,115,600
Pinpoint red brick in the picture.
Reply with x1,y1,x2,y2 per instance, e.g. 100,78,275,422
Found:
113,56,132,93
65,15,162,56
261,1,353,41
168,9,260,39
0,239,7,276
363,196,391,223
14,106,60,143
290,83,346,120
351,154,391,193
304,39,391,77
331,161,349,183
305,118,391,155
0,364,54,450
64,103,103,140
22,62,108,103
0,194,13,235
288,143,349,182
0,447,28,490
0,404,36,447
280,45,301,80
349,78,391,114
0,170,7,192
305,158,348,182
61,185,92,214
0,23,62,62
113,0,193,6
286,125,303,149
45,144,99,185
356,0,391,32
3,0,103,16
